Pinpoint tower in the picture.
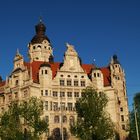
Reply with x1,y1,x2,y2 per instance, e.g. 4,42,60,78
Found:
110,55,129,138
28,20,53,62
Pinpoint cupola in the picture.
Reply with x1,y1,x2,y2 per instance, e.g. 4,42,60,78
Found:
28,20,53,62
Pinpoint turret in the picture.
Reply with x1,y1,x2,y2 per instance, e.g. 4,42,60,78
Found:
39,62,52,87
110,55,125,88
91,68,104,90
28,20,53,62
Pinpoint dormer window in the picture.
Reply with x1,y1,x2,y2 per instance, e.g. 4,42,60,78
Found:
81,76,84,78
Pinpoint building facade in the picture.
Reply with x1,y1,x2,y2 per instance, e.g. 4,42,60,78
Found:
0,21,129,140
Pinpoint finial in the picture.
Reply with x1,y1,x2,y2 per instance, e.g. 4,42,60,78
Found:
16,48,19,55
39,16,42,23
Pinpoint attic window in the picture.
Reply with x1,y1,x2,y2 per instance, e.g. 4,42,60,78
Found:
68,75,71,78
81,76,84,78
60,75,63,77
44,46,47,49
36,57,39,60
74,75,77,78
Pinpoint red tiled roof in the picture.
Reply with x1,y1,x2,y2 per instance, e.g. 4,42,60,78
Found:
24,61,111,86
81,64,94,75
24,61,61,83
100,67,111,86
0,81,6,87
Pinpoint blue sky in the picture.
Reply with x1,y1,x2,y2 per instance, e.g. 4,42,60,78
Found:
0,0,140,109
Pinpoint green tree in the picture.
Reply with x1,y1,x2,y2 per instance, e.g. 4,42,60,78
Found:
129,92,140,140
0,97,48,140
70,87,115,140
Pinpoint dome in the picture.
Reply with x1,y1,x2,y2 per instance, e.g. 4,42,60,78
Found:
31,21,50,44
113,54,120,64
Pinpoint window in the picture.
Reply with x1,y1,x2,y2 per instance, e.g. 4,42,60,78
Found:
81,76,84,78
14,92,18,99
74,75,77,78
81,81,85,87
15,80,19,86
2,96,5,103
122,125,125,130
81,92,85,97
68,103,73,111
67,80,72,86
63,116,67,123
45,90,48,96
60,80,64,86
67,75,71,77
94,73,96,77
8,94,12,101
61,102,65,111
45,101,48,110
53,91,58,97
41,90,43,96
38,45,41,48
69,116,75,125
97,73,100,77
60,75,63,77
74,80,78,86
60,91,65,97
45,70,47,74
45,116,49,122
67,92,72,98
23,90,28,98
74,92,79,98
54,116,59,123
53,102,58,111
33,46,36,49
121,115,124,122
42,70,43,75
120,107,123,112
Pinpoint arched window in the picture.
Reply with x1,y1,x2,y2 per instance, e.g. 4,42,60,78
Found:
38,45,41,48
54,115,59,123
63,115,67,123
69,116,75,125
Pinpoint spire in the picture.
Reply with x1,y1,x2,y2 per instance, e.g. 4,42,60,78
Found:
14,49,23,61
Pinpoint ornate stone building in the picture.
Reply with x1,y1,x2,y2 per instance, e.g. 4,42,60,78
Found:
0,21,129,140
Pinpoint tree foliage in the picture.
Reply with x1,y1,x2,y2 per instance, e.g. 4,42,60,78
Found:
129,92,140,140
70,87,115,140
0,97,48,140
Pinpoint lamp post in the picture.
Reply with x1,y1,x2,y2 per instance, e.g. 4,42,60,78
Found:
134,102,139,140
